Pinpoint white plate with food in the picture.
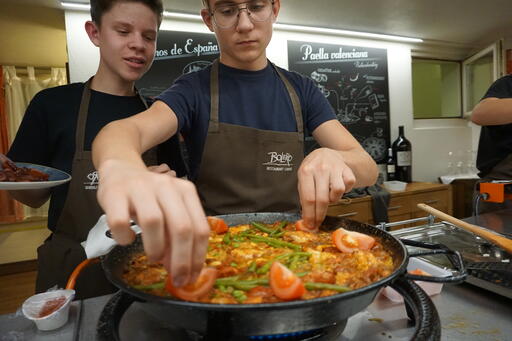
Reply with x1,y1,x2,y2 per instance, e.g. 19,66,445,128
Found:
0,162,71,190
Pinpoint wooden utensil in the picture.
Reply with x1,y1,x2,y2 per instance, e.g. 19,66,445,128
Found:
417,203,512,254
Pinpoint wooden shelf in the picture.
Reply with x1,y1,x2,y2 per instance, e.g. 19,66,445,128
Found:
327,182,452,229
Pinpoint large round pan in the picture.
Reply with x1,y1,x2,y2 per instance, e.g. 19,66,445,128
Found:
100,213,466,339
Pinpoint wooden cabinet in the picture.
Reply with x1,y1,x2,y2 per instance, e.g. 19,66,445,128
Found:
327,182,452,229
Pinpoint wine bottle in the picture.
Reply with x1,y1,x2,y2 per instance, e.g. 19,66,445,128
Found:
391,125,412,182
386,147,396,181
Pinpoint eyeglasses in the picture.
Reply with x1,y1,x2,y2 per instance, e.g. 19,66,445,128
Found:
210,0,275,29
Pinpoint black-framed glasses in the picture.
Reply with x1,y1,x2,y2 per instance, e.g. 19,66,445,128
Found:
210,0,275,29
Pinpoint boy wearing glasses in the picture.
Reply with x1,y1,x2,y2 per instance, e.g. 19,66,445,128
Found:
92,0,378,288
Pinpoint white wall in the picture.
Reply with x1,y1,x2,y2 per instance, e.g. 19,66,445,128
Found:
64,10,474,182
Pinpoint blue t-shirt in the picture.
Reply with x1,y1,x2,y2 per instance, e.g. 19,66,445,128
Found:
156,62,336,180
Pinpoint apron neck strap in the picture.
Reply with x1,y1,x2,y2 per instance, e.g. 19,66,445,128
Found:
75,77,93,155
209,60,220,133
272,64,304,141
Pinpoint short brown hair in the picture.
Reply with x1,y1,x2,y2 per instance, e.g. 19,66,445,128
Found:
90,0,164,27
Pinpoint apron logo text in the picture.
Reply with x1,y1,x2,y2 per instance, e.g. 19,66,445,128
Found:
263,152,294,172
84,171,99,190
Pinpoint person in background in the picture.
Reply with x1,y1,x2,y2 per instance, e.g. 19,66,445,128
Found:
471,74,512,212
6,0,183,299
92,0,378,289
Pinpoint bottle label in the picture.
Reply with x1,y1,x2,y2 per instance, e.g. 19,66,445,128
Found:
387,165,396,173
396,151,411,166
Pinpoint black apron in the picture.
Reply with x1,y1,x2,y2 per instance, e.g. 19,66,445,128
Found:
36,79,157,299
484,154,512,180
195,60,304,215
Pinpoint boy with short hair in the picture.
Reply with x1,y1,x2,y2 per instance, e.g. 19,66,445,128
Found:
92,0,378,288
6,0,177,298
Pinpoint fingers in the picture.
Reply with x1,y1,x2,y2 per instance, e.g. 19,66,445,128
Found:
156,179,209,287
98,186,136,245
298,148,358,229
131,190,166,262
98,164,208,288
328,169,346,203
183,188,210,283
342,167,356,194
313,166,330,229
298,165,316,230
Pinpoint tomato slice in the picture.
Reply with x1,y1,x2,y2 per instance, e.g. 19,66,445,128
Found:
269,262,305,301
165,267,218,302
207,216,229,234
295,219,318,233
409,268,431,276
332,227,375,253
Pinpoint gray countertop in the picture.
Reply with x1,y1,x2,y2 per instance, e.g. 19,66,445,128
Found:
2,281,510,340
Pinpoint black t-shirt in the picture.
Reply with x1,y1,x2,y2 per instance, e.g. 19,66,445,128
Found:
7,82,185,230
476,75,512,177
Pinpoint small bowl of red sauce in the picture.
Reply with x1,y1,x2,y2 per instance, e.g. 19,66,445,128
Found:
22,289,75,331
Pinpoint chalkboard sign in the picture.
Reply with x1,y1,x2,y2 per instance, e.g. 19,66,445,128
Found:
287,40,390,163
136,31,220,98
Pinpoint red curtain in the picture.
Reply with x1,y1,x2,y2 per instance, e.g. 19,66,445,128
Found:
0,65,24,223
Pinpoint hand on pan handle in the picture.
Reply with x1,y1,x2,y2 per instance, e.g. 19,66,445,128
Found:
97,159,210,287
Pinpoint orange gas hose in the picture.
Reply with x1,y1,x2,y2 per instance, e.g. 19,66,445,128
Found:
65,257,100,290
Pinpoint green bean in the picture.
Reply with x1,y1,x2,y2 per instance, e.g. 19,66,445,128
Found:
232,291,247,302
256,252,311,274
223,232,231,245
133,282,165,290
288,254,300,270
248,235,302,251
305,282,352,292
295,271,309,277
215,278,269,291
247,261,258,272
269,221,287,237
251,222,274,234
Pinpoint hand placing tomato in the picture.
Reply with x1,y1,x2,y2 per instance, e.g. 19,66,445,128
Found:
332,227,375,253
165,267,218,301
295,219,318,233
269,262,305,300
207,216,229,234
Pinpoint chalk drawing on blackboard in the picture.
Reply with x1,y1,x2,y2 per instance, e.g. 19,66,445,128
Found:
361,128,387,162
368,93,379,109
350,73,359,82
310,71,328,82
352,128,386,162
183,61,212,74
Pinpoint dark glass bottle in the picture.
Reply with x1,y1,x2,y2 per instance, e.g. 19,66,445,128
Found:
391,125,412,182
386,147,396,181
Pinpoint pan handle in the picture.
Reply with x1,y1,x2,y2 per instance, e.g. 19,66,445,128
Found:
401,239,467,283
389,278,441,341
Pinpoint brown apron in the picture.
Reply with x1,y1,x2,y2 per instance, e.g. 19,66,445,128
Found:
195,60,304,215
36,79,157,299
